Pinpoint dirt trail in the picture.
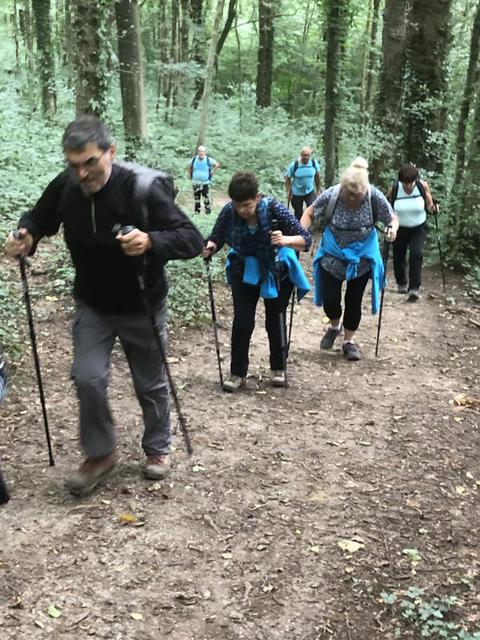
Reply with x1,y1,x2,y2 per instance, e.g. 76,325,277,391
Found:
1,212,479,638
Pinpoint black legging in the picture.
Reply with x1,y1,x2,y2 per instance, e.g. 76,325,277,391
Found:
392,223,427,290
320,267,370,332
230,273,293,377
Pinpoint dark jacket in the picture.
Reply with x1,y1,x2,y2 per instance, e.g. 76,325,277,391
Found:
19,163,204,314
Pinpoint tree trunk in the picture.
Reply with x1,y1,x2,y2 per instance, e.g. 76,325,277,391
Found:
18,0,34,69
197,0,225,146
364,0,381,117
190,0,205,108
403,0,452,172
71,0,109,116
31,0,56,116
157,0,170,107
370,0,409,183
115,0,147,155
256,0,274,107
323,0,349,187
454,2,480,190
180,0,190,62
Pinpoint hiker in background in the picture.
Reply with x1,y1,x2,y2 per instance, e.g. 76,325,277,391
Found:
203,171,311,392
285,146,321,220
301,157,399,362
189,145,220,215
386,164,435,302
5,116,203,496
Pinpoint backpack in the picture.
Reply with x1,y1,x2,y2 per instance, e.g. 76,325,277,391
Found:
190,155,212,180
323,184,380,229
292,158,319,177
389,178,427,205
112,160,178,229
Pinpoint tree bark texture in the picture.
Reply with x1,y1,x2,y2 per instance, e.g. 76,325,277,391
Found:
256,0,274,107
115,0,147,151
31,0,56,116
403,0,452,171
190,0,206,107
71,0,109,116
324,0,349,187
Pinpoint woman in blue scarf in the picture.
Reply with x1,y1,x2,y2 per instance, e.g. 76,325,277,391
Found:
203,172,311,392
301,158,398,361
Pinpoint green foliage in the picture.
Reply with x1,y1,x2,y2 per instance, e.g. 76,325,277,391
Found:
380,586,480,639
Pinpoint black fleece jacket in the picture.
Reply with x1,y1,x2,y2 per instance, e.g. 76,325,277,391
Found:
19,163,204,314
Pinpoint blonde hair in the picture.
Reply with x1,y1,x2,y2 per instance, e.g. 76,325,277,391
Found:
340,156,369,194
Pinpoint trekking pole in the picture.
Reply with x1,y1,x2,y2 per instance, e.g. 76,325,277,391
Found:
433,200,447,291
117,226,193,455
204,256,223,386
375,230,391,358
285,196,297,351
271,219,289,386
0,470,9,505
13,233,55,466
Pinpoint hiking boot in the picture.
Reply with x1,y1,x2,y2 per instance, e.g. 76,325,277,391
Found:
320,326,341,350
143,454,171,480
67,453,116,497
222,375,246,393
342,341,361,361
271,370,286,387
397,284,408,294
408,288,420,302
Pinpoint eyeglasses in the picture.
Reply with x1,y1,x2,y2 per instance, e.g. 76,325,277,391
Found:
66,150,107,171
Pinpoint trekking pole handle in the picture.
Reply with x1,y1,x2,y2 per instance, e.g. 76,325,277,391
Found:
112,224,136,235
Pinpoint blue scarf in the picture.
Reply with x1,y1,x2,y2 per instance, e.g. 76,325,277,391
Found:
313,226,385,313
226,246,311,300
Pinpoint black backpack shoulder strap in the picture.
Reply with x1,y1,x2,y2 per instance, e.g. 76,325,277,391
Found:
390,180,399,205
292,159,299,177
369,185,380,225
325,184,341,225
416,178,427,201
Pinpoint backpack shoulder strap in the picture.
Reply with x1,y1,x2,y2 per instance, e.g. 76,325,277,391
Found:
325,184,341,225
416,178,427,201
292,160,299,177
369,185,380,225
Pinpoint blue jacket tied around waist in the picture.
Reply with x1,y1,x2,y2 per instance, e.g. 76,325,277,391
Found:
313,226,385,313
226,246,310,301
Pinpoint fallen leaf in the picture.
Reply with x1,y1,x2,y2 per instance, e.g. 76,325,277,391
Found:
456,485,466,495
130,612,143,621
337,539,365,554
119,513,137,523
47,604,61,619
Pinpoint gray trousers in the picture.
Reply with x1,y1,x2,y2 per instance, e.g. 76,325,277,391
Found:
71,300,171,459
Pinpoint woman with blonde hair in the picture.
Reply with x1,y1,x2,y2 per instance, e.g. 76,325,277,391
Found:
301,158,399,361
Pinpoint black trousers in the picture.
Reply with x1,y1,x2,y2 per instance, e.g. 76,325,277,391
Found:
320,267,370,332
230,273,293,377
193,183,211,214
291,190,316,220
392,223,427,290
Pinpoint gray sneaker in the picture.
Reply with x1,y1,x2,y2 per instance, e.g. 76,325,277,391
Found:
342,342,361,361
143,454,171,480
320,326,341,350
408,288,420,302
222,375,246,393
271,370,286,387
67,453,116,497
397,284,408,294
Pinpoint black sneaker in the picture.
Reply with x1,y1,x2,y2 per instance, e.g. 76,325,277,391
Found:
320,327,341,350
342,342,361,361
408,289,420,302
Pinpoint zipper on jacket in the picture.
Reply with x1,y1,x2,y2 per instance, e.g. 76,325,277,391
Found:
90,199,96,234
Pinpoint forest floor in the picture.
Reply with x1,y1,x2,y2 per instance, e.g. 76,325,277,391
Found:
1,192,480,640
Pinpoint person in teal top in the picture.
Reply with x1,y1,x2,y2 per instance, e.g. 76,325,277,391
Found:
188,145,220,214
386,164,435,302
285,146,321,220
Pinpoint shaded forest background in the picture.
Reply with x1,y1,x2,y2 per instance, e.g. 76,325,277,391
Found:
0,0,480,354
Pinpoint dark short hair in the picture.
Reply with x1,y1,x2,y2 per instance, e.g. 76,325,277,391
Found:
62,116,112,152
228,171,259,202
398,164,419,183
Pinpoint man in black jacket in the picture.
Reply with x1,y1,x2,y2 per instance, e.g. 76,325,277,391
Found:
6,116,204,496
